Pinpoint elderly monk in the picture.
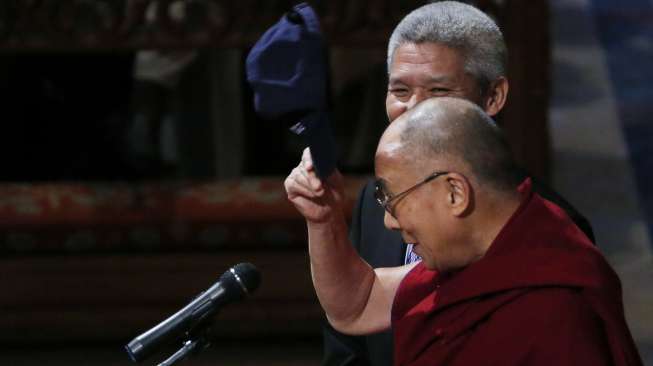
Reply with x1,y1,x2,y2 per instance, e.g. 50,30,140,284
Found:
284,97,642,365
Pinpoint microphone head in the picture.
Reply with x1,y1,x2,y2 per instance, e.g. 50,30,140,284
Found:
219,262,261,299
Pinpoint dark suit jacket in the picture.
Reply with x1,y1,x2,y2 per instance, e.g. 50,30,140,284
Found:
321,177,595,366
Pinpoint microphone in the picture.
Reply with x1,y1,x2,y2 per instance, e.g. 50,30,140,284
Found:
125,262,261,363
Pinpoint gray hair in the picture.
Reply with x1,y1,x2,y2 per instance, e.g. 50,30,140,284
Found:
387,1,507,92
399,97,521,192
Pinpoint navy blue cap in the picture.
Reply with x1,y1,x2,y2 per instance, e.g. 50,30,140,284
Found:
246,3,336,179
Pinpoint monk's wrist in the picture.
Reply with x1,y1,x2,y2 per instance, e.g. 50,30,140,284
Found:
306,212,348,234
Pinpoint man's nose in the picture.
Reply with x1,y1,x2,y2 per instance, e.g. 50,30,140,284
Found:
383,210,401,231
406,90,428,111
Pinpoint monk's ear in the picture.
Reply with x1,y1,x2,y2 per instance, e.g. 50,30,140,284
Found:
483,77,509,117
444,173,471,217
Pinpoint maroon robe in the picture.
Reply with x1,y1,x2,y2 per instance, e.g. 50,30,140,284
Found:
391,179,642,366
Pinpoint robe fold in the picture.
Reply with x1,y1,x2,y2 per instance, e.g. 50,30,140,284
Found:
391,179,642,365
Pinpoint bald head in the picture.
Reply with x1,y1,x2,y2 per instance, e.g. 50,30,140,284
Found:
378,97,520,193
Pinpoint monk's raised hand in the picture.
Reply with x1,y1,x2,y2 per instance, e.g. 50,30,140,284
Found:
285,147,344,223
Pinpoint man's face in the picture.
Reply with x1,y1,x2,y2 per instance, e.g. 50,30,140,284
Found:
386,42,484,123
375,132,454,271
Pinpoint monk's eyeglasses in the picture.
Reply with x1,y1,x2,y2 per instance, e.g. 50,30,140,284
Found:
374,171,449,217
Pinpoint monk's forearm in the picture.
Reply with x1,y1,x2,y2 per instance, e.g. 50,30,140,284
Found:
307,215,376,328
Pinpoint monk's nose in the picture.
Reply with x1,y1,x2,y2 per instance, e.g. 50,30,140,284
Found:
383,210,401,231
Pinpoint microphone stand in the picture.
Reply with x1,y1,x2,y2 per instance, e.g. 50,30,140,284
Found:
157,323,212,366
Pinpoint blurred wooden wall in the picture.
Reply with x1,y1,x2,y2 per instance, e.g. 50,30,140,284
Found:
0,0,550,343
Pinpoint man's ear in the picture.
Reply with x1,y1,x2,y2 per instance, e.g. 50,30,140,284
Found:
445,173,472,217
483,77,509,117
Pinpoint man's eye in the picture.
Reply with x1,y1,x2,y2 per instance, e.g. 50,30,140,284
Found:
430,88,450,94
390,88,409,97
